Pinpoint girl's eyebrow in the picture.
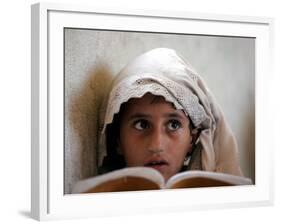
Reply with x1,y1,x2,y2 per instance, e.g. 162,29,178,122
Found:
164,112,181,117
163,112,186,120
128,113,151,120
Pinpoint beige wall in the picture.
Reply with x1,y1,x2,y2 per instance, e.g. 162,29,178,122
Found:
64,29,255,194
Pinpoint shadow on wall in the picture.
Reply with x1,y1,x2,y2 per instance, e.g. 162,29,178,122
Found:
69,64,113,180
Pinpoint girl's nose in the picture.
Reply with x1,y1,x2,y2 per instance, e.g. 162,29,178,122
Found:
147,127,165,153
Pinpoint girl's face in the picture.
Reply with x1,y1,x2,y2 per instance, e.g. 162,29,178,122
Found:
119,93,193,181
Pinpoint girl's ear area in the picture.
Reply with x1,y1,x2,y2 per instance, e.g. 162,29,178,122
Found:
116,138,122,154
190,129,200,144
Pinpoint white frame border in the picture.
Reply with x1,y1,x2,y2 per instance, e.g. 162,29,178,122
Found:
31,2,274,221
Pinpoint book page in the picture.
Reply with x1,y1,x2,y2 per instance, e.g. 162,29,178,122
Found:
165,171,253,189
72,167,165,193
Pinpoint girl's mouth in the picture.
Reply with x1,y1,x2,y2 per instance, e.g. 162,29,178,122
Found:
144,160,169,171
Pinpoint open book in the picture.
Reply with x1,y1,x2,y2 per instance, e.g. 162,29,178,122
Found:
72,167,252,194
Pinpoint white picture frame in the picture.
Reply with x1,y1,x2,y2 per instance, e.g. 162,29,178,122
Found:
31,2,274,221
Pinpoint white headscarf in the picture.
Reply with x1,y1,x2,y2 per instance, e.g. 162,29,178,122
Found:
98,48,243,176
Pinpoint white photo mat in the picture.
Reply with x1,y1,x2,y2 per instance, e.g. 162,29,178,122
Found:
31,2,274,221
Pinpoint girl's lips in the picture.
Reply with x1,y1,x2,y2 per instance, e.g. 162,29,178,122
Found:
144,159,169,172
144,158,169,166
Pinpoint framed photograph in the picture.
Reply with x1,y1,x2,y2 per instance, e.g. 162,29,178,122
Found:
31,2,274,221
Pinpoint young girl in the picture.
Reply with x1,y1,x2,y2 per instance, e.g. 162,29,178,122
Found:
97,48,243,181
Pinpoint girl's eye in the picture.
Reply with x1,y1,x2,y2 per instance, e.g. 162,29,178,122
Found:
133,120,150,130
167,120,182,131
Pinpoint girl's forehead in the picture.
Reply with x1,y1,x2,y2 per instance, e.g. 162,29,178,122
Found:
120,93,187,118
125,93,174,109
